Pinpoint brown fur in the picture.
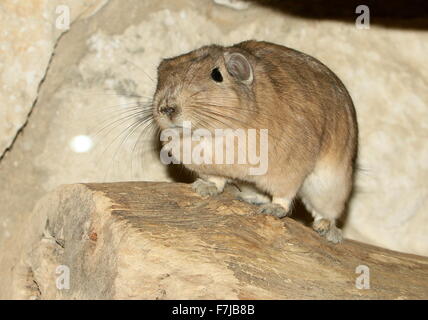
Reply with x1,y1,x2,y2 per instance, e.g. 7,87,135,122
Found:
152,40,358,243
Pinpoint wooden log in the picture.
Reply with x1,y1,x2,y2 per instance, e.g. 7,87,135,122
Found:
16,182,428,299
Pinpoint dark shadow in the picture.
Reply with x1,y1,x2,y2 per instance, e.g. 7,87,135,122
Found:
154,138,196,183
290,198,313,226
252,0,428,30
166,163,196,183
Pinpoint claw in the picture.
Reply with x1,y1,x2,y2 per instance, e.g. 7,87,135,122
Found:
192,179,221,197
258,203,289,218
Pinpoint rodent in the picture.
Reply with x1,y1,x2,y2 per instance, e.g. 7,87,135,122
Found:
152,40,358,243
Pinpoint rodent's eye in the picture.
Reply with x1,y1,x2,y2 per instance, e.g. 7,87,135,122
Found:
211,67,223,83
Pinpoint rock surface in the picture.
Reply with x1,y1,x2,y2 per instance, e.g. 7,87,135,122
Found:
1,0,428,299
0,0,108,157
15,182,428,299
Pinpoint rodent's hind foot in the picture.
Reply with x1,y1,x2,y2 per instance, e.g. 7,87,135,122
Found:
326,226,343,243
313,218,343,244
258,203,289,218
192,178,222,197
236,192,270,205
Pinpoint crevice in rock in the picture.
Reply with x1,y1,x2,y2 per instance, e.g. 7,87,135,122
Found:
24,266,42,300
0,31,68,162
31,279,42,299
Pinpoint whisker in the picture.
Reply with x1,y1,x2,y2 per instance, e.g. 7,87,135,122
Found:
66,89,153,100
192,108,239,130
91,111,149,139
94,107,151,122
91,99,154,137
188,112,217,131
189,105,257,129
130,120,159,176
98,113,155,168
193,99,290,124
111,116,156,177
124,59,156,83
187,104,293,155
98,99,153,112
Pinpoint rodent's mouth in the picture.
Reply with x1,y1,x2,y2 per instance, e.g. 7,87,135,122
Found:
154,116,190,131
153,114,174,130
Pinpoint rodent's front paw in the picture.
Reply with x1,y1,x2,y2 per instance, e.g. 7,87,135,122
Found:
192,179,221,197
258,203,289,218
313,219,343,244
312,218,330,236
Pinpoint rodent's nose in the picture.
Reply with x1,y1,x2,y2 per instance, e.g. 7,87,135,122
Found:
160,105,176,117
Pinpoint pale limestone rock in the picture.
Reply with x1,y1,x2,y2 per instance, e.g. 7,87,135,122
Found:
0,0,108,158
213,0,250,10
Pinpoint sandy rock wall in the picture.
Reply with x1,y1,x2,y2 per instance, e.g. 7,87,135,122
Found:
0,0,108,158
0,0,427,298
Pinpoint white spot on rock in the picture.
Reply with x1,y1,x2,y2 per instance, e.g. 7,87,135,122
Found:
70,135,93,153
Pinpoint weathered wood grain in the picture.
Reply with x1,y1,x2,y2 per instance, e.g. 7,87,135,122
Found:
19,182,428,299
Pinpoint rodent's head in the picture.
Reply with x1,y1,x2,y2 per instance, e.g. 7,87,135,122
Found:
153,45,256,131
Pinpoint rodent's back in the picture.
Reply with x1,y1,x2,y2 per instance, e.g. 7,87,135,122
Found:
236,40,358,164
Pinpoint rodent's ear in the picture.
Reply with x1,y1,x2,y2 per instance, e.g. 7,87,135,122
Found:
224,52,253,84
